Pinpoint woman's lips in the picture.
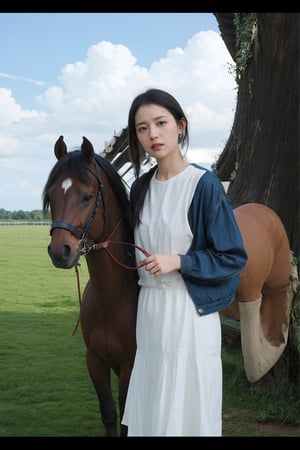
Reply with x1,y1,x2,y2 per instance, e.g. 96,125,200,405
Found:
151,143,163,150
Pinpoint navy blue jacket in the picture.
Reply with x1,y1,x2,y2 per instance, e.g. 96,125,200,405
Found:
179,165,248,316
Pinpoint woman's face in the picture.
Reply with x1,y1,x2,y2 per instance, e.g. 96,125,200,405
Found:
135,103,184,160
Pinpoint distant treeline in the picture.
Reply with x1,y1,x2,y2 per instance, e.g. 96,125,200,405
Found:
0,209,50,221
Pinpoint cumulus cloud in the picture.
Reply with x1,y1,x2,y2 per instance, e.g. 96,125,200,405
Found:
0,30,236,210
0,88,42,125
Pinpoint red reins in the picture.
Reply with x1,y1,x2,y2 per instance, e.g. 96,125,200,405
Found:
93,239,150,269
86,217,151,270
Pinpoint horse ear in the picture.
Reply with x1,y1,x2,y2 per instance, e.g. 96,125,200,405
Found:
81,136,95,163
54,136,67,160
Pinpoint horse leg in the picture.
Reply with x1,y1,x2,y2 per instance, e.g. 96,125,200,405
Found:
117,361,134,437
230,204,298,382
260,247,296,345
239,251,297,383
80,283,119,436
236,250,293,382
86,349,118,436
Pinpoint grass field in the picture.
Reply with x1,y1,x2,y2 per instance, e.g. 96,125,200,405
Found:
0,226,299,437
0,226,105,436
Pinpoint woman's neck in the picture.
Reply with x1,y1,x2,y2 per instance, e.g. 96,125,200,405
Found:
156,154,189,181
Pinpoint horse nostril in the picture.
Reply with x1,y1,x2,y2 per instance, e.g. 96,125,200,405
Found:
62,244,71,259
48,242,79,269
48,243,72,261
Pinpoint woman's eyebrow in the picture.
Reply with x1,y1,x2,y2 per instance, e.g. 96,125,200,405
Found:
136,115,167,127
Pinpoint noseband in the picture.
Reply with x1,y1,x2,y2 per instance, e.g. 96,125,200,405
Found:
50,159,105,250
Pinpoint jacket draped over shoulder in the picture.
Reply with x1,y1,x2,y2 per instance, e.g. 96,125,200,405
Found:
179,166,248,316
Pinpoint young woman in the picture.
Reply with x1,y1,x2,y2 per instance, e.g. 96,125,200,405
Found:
122,88,248,436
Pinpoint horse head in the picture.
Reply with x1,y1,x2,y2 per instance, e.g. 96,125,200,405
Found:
43,136,106,269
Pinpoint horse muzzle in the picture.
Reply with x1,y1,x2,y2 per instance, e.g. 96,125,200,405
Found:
48,239,80,269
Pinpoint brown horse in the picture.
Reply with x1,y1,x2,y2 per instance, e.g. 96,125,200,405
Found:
222,203,298,383
43,136,140,436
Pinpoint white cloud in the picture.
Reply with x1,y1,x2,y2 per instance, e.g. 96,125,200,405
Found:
0,30,236,210
187,147,221,166
0,88,42,125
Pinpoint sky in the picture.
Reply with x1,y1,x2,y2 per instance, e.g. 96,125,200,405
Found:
0,12,237,211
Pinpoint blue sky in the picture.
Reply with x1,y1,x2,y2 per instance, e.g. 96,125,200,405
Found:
0,12,236,211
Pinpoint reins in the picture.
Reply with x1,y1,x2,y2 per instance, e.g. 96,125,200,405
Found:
78,215,150,267
72,263,82,336
93,240,150,268
72,218,150,336
83,217,151,269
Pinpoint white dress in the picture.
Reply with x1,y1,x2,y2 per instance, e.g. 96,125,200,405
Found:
122,165,222,436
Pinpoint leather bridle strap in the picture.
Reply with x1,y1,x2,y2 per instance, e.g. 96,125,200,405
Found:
50,220,82,239
93,239,151,270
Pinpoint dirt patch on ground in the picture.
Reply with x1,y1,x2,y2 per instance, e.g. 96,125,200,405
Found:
223,417,300,436
250,422,300,436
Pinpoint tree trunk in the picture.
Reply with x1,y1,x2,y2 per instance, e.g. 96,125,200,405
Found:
214,13,300,390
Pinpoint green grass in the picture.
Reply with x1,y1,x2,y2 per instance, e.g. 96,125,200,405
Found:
0,226,299,437
0,226,103,436
221,346,300,436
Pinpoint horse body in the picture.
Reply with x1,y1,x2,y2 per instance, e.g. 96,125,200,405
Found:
43,136,139,436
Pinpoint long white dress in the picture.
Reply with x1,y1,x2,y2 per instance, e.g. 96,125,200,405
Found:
122,165,222,436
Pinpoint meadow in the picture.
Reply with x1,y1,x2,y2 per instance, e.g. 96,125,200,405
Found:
0,226,105,437
0,226,299,437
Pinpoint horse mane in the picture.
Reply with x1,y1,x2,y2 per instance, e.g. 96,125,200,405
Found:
94,153,132,232
42,150,132,236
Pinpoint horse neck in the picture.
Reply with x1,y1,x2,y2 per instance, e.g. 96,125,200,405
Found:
86,204,134,275
101,202,130,243
96,167,131,244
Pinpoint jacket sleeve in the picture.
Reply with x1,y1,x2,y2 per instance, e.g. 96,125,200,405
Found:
179,170,248,284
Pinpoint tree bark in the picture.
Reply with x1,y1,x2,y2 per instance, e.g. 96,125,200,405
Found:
214,12,300,391
215,13,299,255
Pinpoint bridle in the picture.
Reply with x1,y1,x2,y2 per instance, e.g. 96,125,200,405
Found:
49,158,150,269
50,160,105,247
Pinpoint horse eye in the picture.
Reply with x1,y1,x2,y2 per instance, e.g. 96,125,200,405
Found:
83,193,93,203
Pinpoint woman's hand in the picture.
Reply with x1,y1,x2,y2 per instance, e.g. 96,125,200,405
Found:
139,254,181,276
